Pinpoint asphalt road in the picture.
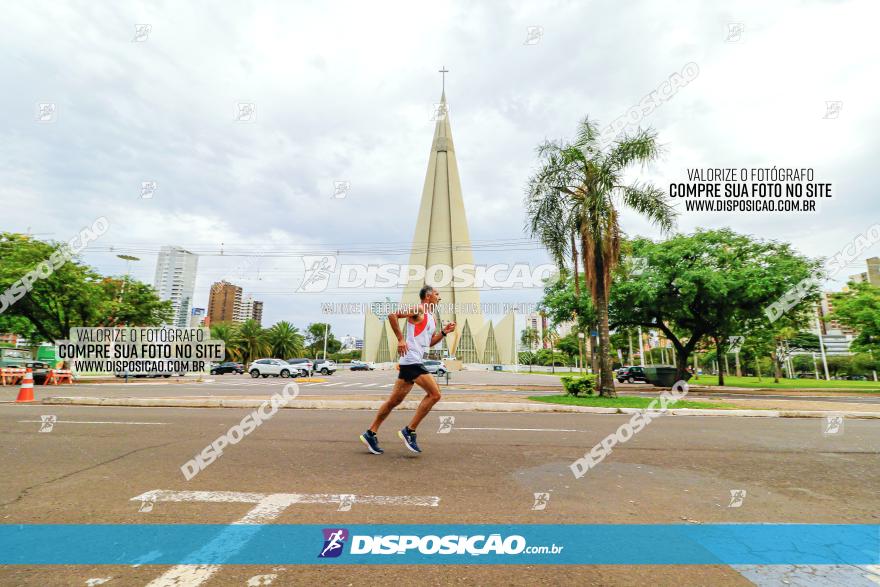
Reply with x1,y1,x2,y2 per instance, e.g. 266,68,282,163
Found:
5,369,880,405
1,402,878,586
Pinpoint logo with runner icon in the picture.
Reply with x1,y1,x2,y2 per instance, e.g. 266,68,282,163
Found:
318,528,349,558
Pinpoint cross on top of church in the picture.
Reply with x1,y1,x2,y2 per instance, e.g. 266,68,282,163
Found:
439,66,449,93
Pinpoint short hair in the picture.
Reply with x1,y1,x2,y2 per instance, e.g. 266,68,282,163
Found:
419,285,435,300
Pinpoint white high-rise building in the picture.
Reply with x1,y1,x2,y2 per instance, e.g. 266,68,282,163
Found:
153,246,199,328
237,294,254,323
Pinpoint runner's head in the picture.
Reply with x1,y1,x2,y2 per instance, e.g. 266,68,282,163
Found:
419,284,441,306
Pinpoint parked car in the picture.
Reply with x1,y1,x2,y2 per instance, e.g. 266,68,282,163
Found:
616,365,648,384
423,359,447,376
285,358,314,376
249,358,299,378
210,362,244,375
350,360,375,371
313,359,337,375
24,361,50,384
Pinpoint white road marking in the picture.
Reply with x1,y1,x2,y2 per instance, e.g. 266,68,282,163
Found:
360,383,378,387
18,420,167,425
456,427,581,432
135,488,440,587
321,383,345,387
85,579,112,586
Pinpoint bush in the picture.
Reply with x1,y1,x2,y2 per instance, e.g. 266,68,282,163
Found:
560,374,596,397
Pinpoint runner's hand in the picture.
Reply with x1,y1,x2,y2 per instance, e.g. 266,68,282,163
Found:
443,322,456,334
397,339,408,356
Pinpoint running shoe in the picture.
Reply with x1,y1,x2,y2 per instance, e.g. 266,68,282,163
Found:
398,426,422,453
360,430,383,454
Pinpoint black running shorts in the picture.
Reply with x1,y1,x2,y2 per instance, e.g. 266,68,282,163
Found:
398,363,429,383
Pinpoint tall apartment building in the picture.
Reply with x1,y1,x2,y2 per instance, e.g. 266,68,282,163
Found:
818,290,857,337
524,312,547,350
208,281,242,324
153,246,199,328
236,294,264,325
849,257,880,287
251,300,263,325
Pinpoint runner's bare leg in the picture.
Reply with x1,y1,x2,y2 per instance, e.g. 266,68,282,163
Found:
369,379,414,433
407,373,442,430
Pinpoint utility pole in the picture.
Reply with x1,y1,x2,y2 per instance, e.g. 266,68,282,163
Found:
815,310,830,381
322,323,329,360
627,330,633,365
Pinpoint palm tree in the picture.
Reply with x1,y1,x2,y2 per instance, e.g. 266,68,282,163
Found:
542,326,560,373
520,327,539,372
210,322,242,363
526,118,677,396
267,321,305,359
234,319,270,367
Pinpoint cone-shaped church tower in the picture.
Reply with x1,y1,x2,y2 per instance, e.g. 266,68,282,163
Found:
362,87,515,365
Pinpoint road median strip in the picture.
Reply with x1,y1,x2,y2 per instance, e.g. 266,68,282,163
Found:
37,396,880,418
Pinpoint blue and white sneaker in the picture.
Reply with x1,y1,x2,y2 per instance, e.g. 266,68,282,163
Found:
398,426,422,453
360,430,383,454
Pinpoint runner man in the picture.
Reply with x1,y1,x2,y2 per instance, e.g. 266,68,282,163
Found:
360,285,455,454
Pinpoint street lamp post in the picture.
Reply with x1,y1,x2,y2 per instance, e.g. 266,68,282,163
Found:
115,254,139,381
116,254,140,304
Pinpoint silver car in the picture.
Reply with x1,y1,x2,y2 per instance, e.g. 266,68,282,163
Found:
423,360,447,376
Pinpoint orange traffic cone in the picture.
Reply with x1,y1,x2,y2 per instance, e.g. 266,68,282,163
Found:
16,368,35,402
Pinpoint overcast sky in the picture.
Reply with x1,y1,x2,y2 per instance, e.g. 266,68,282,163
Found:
2,0,878,338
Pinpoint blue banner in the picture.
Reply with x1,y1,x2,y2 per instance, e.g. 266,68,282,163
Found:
0,524,877,565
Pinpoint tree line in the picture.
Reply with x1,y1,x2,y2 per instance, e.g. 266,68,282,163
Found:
524,119,878,395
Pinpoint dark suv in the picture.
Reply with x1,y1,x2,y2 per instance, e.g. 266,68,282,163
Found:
616,366,647,384
210,362,244,375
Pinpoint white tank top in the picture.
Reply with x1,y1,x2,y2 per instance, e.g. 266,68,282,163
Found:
399,313,436,365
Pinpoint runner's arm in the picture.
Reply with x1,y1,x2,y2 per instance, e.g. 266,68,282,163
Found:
430,321,455,347
388,309,421,355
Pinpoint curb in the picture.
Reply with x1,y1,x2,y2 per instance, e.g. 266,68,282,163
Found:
38,396,880,419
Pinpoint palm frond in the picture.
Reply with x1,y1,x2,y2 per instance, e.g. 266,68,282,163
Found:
616,182,677,233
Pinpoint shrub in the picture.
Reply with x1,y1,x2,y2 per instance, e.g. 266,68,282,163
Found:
560,374,596,397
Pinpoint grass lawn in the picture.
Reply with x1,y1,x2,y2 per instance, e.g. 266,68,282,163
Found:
689,375,880,392
515,371,880,392
528,394,735,410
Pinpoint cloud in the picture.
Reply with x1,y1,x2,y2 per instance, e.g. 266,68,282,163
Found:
1,0,877,334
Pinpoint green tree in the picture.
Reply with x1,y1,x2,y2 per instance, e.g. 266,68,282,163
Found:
525,119,676,396
520,327,539,350
609,230,820,383
829,282,880,354
234,319,269,366
825,355,852,378
305,322,339,358
266,321,305,359
210,322,240,362
519,327,539,371
99,277,173,327
0,234,170,341
542,325,560,372
538,271,596,372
